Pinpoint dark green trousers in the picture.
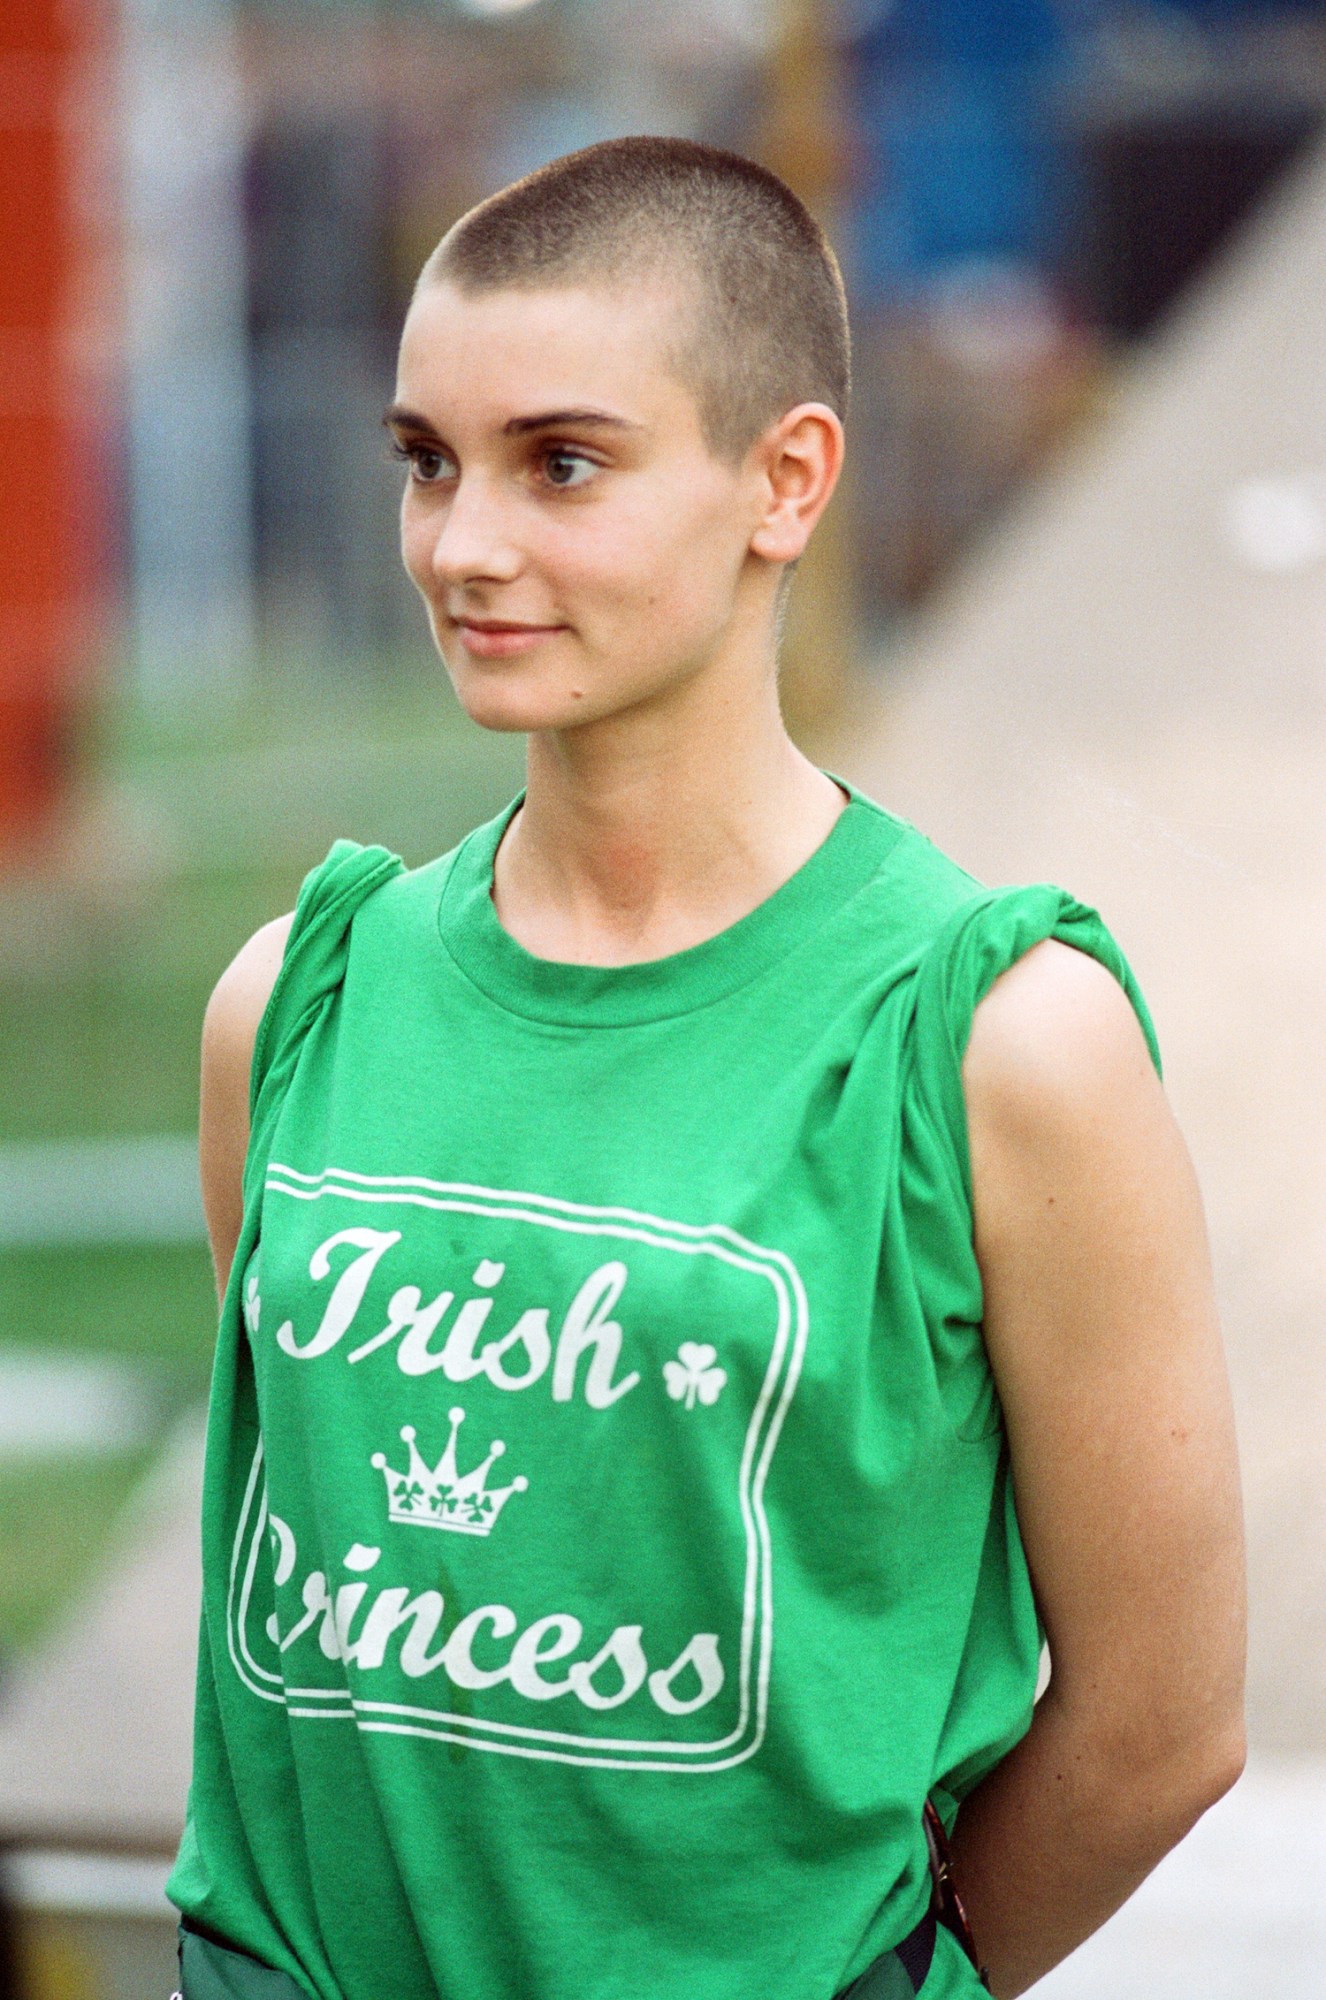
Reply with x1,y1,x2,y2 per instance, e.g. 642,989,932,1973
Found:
178,1925,310,2000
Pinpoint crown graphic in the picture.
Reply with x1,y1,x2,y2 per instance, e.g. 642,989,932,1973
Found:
371,1410,528,1538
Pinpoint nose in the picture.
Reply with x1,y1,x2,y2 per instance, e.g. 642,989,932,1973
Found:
421,469,523,589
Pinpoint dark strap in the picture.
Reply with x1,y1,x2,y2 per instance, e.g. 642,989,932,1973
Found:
835,1909,937,2000
924,1800,990,1988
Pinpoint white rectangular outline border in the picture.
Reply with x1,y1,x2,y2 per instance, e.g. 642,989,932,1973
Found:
226,1165,809,1773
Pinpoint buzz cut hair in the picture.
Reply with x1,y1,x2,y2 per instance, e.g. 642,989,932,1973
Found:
417,135,851,468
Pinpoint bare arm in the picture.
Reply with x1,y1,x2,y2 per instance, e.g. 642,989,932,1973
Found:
198,911,294,1308
948,939,1246,1998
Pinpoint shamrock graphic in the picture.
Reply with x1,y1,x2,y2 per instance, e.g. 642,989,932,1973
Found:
244,1271,261,1336
663,1341,727,1411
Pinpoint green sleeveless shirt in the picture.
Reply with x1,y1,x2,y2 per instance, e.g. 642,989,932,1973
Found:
167,779,1160,2000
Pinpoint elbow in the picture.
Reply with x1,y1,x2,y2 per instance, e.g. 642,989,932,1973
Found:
1047,1673,1248,1848
1179,1659,1249,1822
1134,1708,1247,1846
1191,1718,1246,1815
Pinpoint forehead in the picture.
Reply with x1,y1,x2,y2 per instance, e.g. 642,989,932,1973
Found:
396,277,700,432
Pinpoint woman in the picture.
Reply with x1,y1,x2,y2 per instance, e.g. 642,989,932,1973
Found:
168,137,1246,2000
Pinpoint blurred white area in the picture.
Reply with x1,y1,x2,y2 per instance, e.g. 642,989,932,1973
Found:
454,0,547,16
120,0,255,700
0,1135,202,1247
1034,1760,1326,1997
0,1349,155,1458
0,1411,205,1850
1224,471,1326,575
8,1848,174,1918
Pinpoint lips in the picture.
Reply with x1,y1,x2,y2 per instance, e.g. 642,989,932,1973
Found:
458,620,559,635
452,617,564,659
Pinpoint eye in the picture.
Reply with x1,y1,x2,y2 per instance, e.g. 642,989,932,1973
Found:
389,438,455,486
541,447,598,489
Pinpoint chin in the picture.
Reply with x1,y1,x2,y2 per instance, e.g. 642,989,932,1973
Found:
450,685,538,734
444,662,604,736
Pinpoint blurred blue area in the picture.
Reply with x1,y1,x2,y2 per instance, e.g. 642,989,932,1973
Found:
845,62,1068,299
842,0,1325,302
853,0,1068,66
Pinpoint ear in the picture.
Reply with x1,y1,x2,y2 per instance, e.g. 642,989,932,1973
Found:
748,403,845,565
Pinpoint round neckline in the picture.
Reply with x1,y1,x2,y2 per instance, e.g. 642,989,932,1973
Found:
435,774,903,1027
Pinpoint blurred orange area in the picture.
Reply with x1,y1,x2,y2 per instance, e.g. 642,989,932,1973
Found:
0,0,108,860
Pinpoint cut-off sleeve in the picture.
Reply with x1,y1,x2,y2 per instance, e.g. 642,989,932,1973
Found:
910,880,1161,1209
243,839,405,1212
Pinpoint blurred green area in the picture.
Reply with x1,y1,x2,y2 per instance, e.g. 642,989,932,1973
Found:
0,665,524,1654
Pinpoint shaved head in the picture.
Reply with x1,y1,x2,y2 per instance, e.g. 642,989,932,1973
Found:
417,135,850,468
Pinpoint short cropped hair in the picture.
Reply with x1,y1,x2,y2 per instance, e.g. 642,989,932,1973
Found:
418,135,850,468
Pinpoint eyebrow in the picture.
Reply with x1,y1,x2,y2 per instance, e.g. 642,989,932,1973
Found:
382,403,644,437
503,408,644,436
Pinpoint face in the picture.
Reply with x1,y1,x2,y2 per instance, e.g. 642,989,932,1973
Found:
389,277,776,735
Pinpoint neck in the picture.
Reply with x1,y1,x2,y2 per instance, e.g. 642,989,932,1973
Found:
491,660,848,967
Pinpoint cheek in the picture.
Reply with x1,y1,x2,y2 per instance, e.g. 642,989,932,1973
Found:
554,495,734,623
626,518,741,635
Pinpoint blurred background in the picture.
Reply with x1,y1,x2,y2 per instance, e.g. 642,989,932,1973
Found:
0,0,1323,1992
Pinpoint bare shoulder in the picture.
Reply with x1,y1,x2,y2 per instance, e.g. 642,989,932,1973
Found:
204,909,296,1061
199,910,295,1303
955,928,1224,1596
962,936,1159,1133
961,935,1186,1267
